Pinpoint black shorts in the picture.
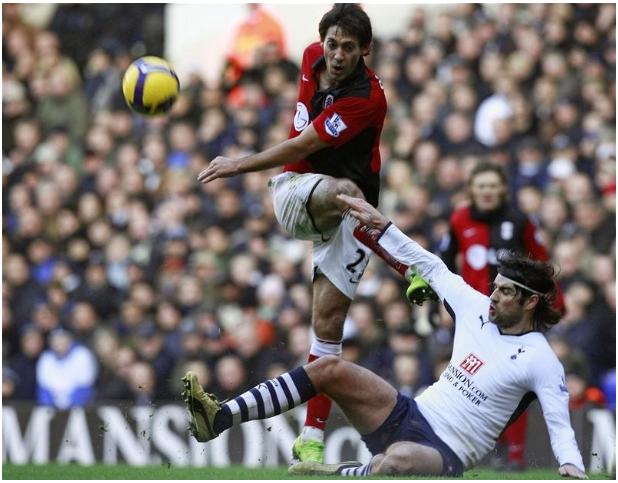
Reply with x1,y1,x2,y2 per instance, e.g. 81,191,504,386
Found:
361,392,464,477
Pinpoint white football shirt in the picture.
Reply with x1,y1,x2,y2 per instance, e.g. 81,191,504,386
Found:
378,224,585,471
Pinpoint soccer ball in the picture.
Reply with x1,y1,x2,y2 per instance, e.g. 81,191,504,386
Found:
122,56,180,116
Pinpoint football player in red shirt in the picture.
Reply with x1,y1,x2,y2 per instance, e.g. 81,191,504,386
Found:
440,163,551,294
193,4,430,463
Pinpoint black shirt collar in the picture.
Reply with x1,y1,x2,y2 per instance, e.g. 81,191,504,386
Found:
469,202,509,222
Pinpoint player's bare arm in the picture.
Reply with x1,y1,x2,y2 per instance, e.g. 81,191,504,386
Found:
198,124,329,183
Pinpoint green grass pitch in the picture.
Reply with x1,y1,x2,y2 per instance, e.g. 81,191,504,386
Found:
2,464,613,480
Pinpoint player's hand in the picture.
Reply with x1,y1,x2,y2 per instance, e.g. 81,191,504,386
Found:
336,194,390,231
197,156,241,183
558,464,588,479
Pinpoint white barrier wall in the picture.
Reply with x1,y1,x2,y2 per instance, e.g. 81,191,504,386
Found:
2,402,615,473
2,404,370,467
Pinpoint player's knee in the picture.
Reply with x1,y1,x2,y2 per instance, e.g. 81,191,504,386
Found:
315,354,340,371
368,454,386,474
374,452,413,475
335,179,364,200
307,178,364,229
374,443,441,476
309,355,343,390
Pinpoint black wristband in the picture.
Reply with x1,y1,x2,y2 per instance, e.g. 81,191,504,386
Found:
377,221,392,241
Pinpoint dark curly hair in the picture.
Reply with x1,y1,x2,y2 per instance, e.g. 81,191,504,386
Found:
497,251,561,332
319,4,373,49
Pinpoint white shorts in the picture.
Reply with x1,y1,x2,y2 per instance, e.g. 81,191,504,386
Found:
268,172,371,299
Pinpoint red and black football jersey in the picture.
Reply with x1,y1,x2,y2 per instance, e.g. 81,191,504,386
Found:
440,204,550,295
284,42,387,207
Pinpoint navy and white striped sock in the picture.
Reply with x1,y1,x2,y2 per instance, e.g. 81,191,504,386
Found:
340,462,373,476
213,367,316,433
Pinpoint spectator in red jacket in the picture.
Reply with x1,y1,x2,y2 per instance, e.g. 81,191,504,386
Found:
439,162,551,294
438,162,558,471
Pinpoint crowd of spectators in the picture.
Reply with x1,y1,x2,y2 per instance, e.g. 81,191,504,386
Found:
2,4,615,415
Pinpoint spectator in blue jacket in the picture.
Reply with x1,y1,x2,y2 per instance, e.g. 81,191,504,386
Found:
36,328,98,409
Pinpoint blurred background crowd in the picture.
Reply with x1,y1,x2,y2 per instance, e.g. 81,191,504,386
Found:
2,4,615,418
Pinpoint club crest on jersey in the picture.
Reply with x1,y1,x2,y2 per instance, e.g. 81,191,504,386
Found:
500,221,514,240
510,346,526,360
466,244,488,270
324,112,347,137
323,94,334,108
459,353,484,375
294,102,309,132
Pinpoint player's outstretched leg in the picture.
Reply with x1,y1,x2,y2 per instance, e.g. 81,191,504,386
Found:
182,367,317,442
293,177,365,463
290,441,446,477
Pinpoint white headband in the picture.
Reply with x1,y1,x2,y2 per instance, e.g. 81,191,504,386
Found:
499,275,545,296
